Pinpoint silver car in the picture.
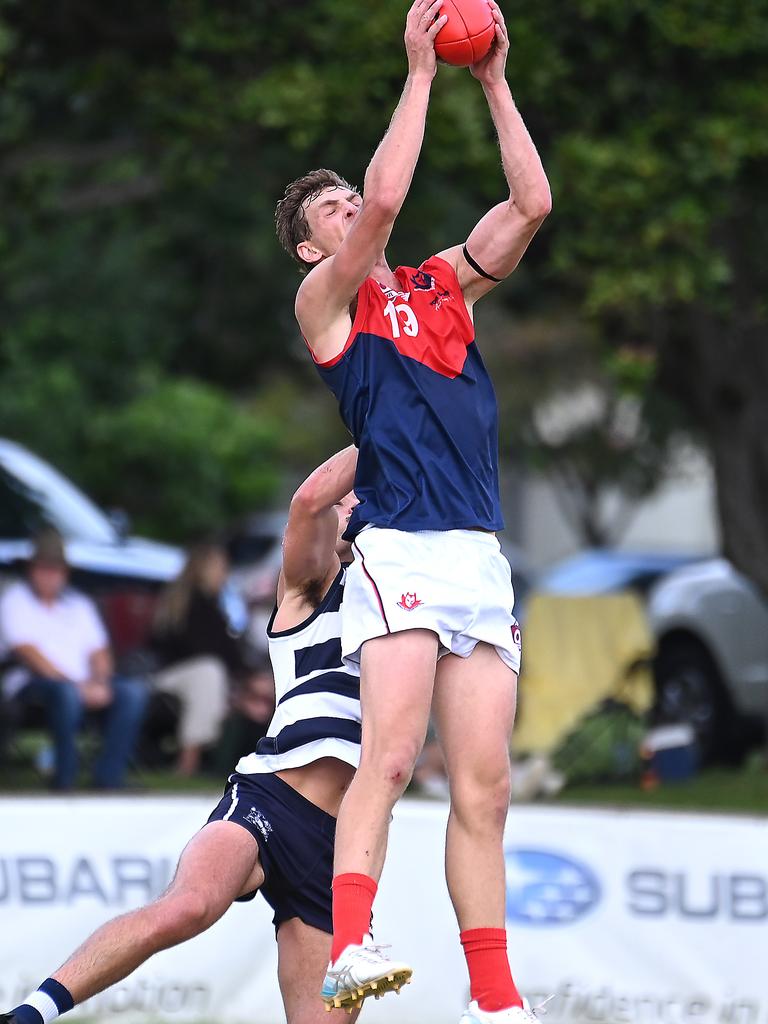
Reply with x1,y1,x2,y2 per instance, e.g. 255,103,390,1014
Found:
648,559,768,761
0,438,183,656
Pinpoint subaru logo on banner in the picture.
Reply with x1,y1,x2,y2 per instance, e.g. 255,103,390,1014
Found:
505,848,601,925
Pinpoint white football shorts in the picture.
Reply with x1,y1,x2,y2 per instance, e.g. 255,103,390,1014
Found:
342,526,522,674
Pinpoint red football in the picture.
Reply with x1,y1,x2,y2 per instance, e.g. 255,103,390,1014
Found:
434,0,496,67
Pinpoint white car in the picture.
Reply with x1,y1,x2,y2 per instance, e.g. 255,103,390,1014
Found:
648,559,768,761
0,438,183,654
0,438,183,581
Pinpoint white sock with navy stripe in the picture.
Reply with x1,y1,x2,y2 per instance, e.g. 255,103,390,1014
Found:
10,980,74,1024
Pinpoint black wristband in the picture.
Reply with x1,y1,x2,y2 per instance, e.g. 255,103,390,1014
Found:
462,245,503,283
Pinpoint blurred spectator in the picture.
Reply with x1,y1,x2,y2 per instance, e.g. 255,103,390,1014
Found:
150,542,248,776
245,596,274,655
0,529,149,790
214,655,276,774
412,723,450,799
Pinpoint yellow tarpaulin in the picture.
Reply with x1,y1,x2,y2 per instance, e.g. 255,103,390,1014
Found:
512,592,655,755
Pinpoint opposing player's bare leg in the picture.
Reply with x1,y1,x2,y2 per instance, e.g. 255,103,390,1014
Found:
433,642,528,1022
5,822,262,1024
321,628,438,1009
277,918,361,1024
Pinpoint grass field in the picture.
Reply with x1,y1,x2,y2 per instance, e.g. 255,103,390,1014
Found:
550,762,768,815
2,730,766,814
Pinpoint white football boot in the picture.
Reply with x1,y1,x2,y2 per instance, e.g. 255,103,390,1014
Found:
459,997,551,1024
321,938,412,1012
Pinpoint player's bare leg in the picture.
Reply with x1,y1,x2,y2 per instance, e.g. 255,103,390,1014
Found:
27,823,262,1011
433,642,527,1021
57,822,262,999
334,628,438,879
321,628,438,1009
433,642,515,929
277,918,361,1024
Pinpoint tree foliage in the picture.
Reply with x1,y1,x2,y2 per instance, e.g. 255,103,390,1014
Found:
0,0,766,583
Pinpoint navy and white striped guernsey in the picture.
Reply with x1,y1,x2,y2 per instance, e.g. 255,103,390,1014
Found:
236,566,361,775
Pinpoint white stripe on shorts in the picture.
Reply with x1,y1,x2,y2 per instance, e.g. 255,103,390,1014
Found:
223,781,239,821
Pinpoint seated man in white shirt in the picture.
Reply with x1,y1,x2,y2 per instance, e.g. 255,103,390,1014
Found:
0,529,149,790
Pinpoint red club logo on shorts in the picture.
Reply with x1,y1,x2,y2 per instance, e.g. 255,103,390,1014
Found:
397,592,423,611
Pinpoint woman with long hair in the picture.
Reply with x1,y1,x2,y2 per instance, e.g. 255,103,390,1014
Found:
151,542,244,776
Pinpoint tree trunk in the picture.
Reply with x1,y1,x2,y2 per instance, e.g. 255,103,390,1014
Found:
659,306,768,597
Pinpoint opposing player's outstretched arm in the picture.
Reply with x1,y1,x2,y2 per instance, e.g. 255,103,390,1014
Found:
438,0,551,305
278,445,358,604
296,0,447,351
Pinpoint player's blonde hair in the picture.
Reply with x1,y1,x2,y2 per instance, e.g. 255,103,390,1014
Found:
275,168,357,274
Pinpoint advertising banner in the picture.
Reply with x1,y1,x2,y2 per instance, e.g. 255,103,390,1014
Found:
1,797,766,1024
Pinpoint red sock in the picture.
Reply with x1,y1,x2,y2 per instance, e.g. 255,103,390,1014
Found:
460,927,522,1012
330,873,378,964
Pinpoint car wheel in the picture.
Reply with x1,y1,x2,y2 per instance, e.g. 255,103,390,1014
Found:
654,637,734,764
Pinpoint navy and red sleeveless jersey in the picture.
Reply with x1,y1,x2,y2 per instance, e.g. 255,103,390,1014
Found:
311,255,503,541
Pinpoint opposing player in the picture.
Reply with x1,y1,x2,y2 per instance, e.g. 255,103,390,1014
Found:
0,446,366,1024
274,1,551,1022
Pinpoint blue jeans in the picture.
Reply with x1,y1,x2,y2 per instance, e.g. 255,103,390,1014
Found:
18,676,149,790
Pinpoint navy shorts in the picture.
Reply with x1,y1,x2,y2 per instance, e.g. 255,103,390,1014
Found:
207,771,336,934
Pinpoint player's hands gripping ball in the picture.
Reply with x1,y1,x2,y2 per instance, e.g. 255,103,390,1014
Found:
468,0,509,83
434,0,498,67
405,0,449,78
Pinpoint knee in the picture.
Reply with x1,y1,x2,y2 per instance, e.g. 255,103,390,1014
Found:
484,771,513,829
180,660,228,707
360,742,422,798
152,891,219,944
451,761,512,833
188,657,228,689
196,660,229,709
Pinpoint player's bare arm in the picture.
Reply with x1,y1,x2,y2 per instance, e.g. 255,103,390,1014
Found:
438,0,552,306
295,0,448,362
276,445,358,617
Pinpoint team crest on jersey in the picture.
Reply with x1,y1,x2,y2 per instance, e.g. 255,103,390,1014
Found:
397,592,423,611
411,270,435,291
430,286,453,311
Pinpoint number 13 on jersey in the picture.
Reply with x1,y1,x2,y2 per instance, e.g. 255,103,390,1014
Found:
383,299,419,339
